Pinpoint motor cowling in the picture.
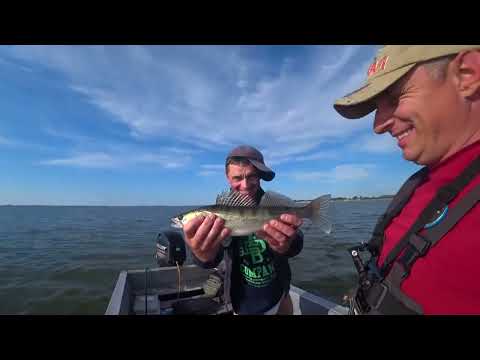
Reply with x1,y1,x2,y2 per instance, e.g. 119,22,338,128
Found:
154,230,186,267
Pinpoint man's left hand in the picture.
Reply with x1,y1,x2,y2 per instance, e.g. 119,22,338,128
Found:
256,214,303,255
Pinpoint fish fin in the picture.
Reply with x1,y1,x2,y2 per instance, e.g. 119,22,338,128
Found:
301,218,333,235
215,190,257,207
301,218,312,231
302,216,334,235
259,191,298,208
305,194,332,234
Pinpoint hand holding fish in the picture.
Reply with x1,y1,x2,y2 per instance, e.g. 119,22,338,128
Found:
256,214,303,254
183,213,231,263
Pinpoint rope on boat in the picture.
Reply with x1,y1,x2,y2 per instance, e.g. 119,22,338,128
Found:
176,261,182,299
145,267,149,315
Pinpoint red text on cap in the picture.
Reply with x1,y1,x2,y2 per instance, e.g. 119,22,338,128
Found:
367,56,389,77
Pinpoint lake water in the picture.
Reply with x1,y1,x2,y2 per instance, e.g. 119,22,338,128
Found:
0,199,390,314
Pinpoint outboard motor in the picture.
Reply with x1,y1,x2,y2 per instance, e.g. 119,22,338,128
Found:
154,230,186,267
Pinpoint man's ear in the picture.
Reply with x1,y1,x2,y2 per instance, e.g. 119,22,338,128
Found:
454,50,480,100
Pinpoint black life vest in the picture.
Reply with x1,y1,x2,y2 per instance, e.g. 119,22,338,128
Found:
349,155,480,315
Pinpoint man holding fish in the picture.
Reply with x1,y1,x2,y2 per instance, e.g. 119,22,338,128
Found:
171,145,331,315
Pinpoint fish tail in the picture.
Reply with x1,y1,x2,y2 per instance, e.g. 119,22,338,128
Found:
301,195,332,234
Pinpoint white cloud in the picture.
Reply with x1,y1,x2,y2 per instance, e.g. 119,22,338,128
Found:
350,133,398,154
237,80,247,89
197,164,225,176
39,153,118,168
201,164,224,170
294,151,339,161
39,150,192,169
163,146,200,155
42,125,199,168
0,135,14,146
136,153,190,168
290,163,374,181
262,141,321,165
44,127,94,143
0,134,55,152
0,55,34,72
8,45,379,163
198,170,219,177
333,164,372,180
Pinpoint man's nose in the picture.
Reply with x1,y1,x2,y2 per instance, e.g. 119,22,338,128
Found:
373,107,395,134
239,178,249,189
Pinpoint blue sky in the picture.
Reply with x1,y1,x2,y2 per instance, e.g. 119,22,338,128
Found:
0,45,420,206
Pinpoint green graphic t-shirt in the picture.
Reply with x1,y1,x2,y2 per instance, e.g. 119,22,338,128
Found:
231,233,284,314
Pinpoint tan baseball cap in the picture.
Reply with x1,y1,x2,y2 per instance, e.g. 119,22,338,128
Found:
334,45,480,119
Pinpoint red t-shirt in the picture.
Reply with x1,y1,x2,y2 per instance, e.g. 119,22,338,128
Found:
378,140,480,314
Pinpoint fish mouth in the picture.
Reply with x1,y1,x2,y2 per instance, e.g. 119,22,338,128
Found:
170,218,183,228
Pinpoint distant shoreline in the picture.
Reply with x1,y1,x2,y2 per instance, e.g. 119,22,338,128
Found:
331,195,394,201
1,196,394,207
296,195,394,202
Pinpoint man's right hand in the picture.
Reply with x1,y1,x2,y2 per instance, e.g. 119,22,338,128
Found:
183,213,231,263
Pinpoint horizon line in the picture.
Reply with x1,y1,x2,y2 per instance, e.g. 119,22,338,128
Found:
1,195,394,207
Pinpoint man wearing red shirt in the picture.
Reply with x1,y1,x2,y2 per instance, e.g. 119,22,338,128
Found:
334,45,480,314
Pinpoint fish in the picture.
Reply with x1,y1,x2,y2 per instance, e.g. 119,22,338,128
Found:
171,190,332,236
